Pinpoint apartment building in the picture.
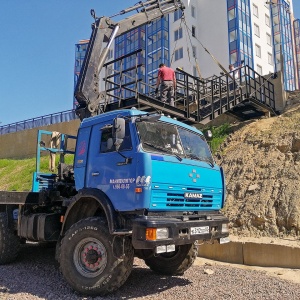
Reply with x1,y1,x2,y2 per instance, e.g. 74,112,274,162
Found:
74,0,299,108
172,0,297,90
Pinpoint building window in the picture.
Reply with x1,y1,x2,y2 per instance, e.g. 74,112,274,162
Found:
107,49,113,60
266,33,272,46
268,52,273,64
191,6,196,18
174,10,183,22
174,27,183,41
254,24,260,37
192,26,196,37
192,46,197,58
257,64,262,75
175,47,183,61
255,44,261,58
193,66,197,77
253,4,258,17
265,14,270,27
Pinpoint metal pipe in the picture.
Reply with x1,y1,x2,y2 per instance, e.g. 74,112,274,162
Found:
97,25,120,76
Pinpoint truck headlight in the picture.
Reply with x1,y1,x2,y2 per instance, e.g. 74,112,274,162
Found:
157,228,169,239
146,228,169,240
221,223,229,233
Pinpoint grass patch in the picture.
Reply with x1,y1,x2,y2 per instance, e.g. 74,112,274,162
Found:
0,154,74,191
0,158,37,191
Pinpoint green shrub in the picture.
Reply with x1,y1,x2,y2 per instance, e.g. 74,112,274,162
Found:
203,123,230,154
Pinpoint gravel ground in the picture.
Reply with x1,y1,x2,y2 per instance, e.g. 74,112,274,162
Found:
0,243,300,300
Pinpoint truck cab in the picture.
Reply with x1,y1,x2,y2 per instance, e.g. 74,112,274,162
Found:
69,109,229,250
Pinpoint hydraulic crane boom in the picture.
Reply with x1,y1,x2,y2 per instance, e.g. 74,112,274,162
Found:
74,0,185,120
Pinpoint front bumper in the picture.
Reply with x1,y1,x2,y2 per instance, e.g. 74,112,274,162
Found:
132,212,229,249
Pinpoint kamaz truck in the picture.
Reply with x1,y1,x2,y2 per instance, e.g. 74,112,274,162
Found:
0,0,229,296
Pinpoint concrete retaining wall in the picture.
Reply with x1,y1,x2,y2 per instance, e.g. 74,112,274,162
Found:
198,241,300,268
0,120,81,159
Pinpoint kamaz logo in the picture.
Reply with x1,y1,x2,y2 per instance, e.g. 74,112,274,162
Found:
184,192,203,199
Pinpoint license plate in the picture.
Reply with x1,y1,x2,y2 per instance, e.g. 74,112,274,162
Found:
191,226,209,235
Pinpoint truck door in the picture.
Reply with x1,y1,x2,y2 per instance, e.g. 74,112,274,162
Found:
85,121,136,211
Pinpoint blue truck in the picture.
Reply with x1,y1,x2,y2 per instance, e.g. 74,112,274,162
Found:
0,0,229,296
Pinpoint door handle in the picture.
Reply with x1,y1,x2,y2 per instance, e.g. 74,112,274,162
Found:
92,172,100,176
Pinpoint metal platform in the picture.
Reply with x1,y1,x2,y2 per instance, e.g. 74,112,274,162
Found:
77,50,277,125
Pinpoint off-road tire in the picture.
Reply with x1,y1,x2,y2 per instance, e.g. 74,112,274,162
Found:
0,212,20,264
144,242,198,275
60,217,134,296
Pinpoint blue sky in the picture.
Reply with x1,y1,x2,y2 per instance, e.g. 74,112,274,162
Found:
0,1,300,126
0,1,137,126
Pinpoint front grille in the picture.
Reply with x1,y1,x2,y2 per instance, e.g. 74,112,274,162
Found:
151,186,222,210
166,192,213,208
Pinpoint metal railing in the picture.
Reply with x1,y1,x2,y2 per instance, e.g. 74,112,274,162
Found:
99,51,276,124
0,110,78,136
1,56,276,135
174,65,276,123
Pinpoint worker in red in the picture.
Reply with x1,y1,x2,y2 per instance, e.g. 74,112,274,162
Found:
155,63,176,106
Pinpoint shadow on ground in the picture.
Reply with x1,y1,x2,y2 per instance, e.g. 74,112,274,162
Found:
0,243,191,299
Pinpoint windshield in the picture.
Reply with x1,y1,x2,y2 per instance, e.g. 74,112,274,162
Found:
136,121,214,165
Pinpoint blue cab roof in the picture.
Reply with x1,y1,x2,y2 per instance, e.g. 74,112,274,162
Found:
80,109,204,135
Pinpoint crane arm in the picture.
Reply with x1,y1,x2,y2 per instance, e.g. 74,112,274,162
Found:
74,0,185,119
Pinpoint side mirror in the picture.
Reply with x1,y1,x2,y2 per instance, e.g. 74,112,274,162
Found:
113,118,125,151
204,130,213,140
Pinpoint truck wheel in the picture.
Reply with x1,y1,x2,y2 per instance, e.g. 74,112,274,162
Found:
0,212,20,264
144,242,198,275
60,217,134,296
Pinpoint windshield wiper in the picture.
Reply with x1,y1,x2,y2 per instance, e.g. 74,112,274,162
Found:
199,156,215,167
185,153,214,167
143,142,182,161
185,153,199,160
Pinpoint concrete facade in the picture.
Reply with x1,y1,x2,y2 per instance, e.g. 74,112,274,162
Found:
169,0,229,79
168,0,297,88
0,120,80,159
251,1,274,76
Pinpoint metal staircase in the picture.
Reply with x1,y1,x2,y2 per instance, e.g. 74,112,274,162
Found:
95,49,277,125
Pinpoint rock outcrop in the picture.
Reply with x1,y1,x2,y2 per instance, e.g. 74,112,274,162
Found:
216,100,300,238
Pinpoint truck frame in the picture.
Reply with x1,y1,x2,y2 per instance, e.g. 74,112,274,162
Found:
0,1,229,296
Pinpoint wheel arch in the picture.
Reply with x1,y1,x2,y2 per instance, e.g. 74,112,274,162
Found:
61,188,118,236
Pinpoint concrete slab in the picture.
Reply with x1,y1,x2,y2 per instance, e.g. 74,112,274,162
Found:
198,237,300,269
198,241,244,264
243,242,300,268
